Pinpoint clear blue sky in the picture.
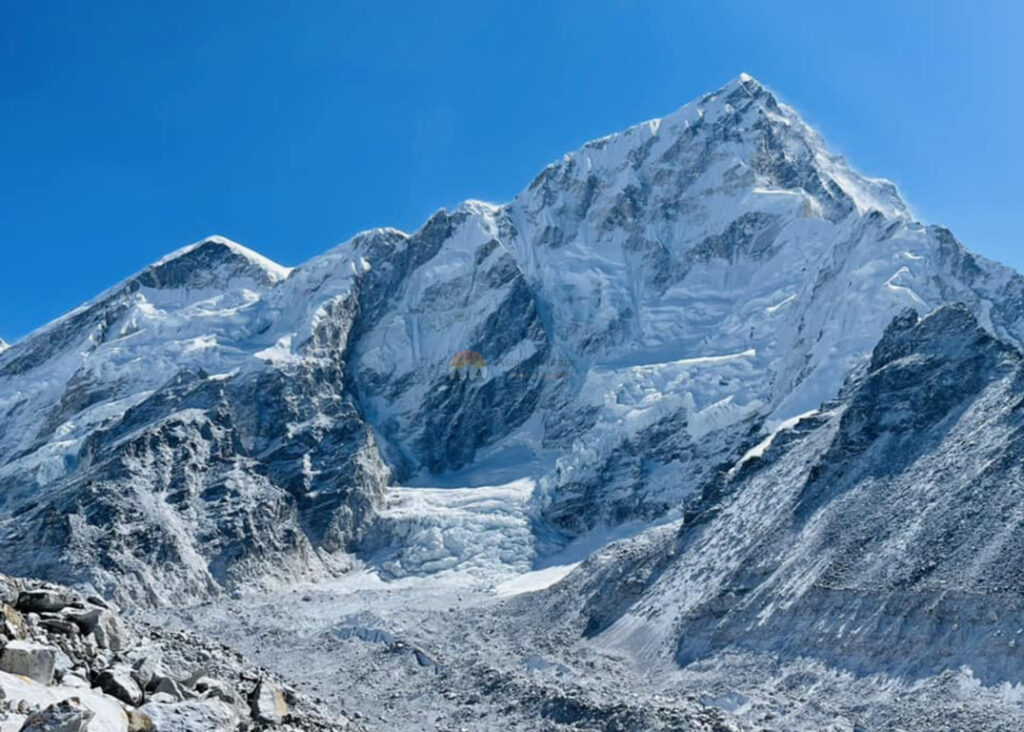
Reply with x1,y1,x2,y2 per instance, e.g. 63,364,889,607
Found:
2,1,1022,340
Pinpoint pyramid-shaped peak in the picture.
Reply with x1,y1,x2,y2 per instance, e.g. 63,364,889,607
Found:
139,236,293,289
729,72,765,91
711,72,774,104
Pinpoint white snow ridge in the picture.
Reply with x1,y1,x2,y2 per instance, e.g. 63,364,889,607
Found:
3,75,1024,730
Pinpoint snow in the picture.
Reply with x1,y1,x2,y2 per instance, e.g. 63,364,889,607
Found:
253,335,300,365
766,293,796,313
0,671,128,731
728,408,818,477
493,563,579,597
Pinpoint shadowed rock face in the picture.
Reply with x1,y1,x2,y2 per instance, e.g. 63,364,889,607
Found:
0,357,389,606
343,209,554,480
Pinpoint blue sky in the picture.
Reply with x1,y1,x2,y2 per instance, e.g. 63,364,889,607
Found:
2,1,1022,340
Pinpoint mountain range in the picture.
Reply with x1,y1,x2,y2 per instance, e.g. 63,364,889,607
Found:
2,74,1023,730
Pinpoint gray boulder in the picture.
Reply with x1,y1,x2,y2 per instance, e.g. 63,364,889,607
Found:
61,607,128,651
16,589,77,614
92,611,128,652
18,698,94,732
0,575,18,606
140,698,239,731
0,640,57,684
38,616,79,637
131,656,159,690
152,676,191,702
250,678,287,724
94,666,143,706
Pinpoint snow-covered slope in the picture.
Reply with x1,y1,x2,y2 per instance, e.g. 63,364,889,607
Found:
3,75,1024,607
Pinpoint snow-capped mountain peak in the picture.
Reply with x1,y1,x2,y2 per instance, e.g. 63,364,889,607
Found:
145,235,294,287
3,76,1024,609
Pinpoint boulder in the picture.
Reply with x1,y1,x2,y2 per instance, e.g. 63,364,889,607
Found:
61,607,128,651
141,698,239,731
194,676,241,706
85,595,110,610
0,576,18,606
0,640,57,684
152,675,191,701
16,589,77,614
39,616,80,637
92,611,128,652
131,656,158,690
249,678,287,724
18,698,94,732
60,607,101,634
94,666,143,706
2,603,25,639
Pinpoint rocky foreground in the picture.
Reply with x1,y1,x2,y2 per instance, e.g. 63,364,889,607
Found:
0,574,363,731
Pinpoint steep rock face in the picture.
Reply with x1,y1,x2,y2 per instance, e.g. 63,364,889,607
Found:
0,238,388,605
343,207,554,478
541,305,1024,685
342,75,1024,539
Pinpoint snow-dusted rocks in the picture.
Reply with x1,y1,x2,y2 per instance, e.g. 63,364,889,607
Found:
509,304,1024,727
0,236,389,606
0,573,361,731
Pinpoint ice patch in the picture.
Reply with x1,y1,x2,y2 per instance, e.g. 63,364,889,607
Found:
373,479,537,579
766,294,796,314
728,409,818,477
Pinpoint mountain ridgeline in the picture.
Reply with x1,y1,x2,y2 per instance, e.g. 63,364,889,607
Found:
2,74,1024,615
